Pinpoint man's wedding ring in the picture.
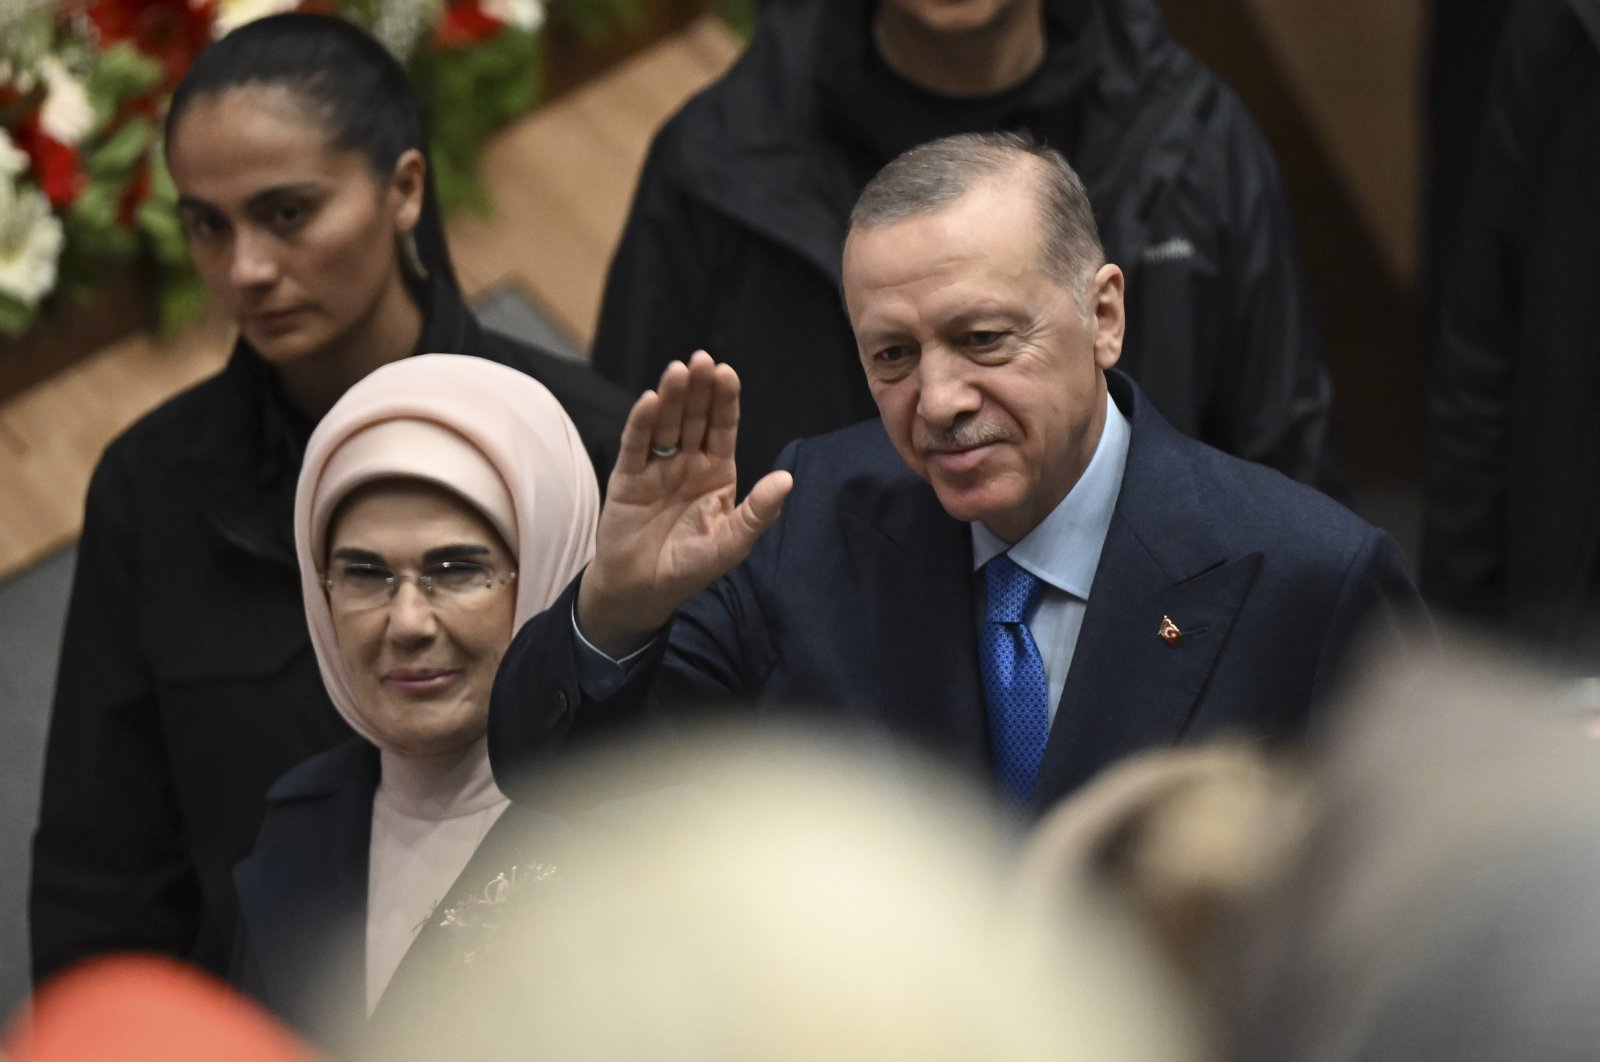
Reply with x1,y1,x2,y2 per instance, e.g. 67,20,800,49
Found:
650,442,680,459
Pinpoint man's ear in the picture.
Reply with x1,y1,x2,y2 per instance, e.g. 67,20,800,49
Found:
1089,263,1125,371
389,148,426,234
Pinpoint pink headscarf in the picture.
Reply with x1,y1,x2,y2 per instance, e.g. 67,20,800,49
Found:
293,353,600,747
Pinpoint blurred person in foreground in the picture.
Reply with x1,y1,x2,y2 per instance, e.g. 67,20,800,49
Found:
8,956,315,1062
1216,638,1600,1062
595,0,1342,498
230,354,597,1046
30,13,627,984
1016,636,1600,1061
490,132,1421,816
369,724,1205,1062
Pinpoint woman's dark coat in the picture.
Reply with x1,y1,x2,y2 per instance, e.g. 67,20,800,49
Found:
230,739,575,1052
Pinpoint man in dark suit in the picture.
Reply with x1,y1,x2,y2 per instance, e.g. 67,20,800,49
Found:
490,133,1420,810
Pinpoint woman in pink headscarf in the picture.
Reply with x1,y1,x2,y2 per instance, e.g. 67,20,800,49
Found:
229,354,598,1049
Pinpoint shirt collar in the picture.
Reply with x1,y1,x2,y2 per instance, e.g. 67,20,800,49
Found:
971,390,1130,599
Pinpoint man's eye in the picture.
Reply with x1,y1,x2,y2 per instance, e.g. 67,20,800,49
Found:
966,331,1004,348
425,560,490,591
875,345,910,363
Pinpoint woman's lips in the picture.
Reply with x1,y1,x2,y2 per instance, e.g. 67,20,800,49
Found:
250,307,302,334
382,668,461,694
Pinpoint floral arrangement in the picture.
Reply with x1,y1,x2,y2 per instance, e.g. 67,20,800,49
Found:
0,0,748,339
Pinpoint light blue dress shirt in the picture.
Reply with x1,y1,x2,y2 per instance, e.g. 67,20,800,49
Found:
970,392,1130,722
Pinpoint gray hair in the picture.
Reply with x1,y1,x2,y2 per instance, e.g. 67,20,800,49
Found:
849,131,1105,290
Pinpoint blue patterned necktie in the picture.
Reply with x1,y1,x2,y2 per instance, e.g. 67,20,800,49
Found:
980,553,1051,803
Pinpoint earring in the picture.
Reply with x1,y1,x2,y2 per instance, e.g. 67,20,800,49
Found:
399,230,429,283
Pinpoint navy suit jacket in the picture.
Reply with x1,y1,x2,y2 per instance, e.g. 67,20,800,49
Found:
490,372,1421,809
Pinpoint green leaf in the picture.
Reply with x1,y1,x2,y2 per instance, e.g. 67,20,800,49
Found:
63,182,139,260
136,195,189,266
84,118,154,181
65,181,117,232
0,292,37,338
86,42,164,125
0,12,54,74
410,26,543,212
549,0,646,42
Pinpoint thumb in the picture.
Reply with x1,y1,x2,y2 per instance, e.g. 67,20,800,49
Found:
742,470,794,530
722,470,794,555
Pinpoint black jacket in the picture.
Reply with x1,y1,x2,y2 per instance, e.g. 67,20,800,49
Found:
230,739,580,1053
1420,0,1600,658
1421,0,1600,661
592,0,1338,496
30,275,628,984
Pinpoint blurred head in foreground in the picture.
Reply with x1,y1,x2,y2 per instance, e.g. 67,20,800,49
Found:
1217,639,1600,1062
1012,742,1298,1011
7,955,316,1062
368,724,1204,1062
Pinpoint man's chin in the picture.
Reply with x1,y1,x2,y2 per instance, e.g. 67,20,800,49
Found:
930,481,1012,528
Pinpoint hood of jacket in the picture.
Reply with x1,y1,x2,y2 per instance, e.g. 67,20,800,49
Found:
661,0,1196,279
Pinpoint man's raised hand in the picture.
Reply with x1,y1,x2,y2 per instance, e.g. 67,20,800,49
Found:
576,351,793,657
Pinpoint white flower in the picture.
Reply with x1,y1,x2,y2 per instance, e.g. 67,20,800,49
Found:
373,0,443,59
38,57,94,147
211,0,300,39
0,129,27,179
482,0,544,33
0,177,64,307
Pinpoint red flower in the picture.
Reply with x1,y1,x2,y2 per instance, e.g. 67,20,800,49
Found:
432,0,502,48
118,156,153,227
87,0,217,88
12,116,84,209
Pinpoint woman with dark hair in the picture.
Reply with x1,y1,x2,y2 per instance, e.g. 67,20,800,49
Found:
30,13,626,985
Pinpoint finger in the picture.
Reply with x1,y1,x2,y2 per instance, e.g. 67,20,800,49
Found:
717,469,794,561
704,361,743,460
613,389,661,478
677,350,716,455
651,359,691,451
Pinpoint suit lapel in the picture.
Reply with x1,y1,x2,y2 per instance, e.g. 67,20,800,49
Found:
840,477,989,772
1032,375,1261,806
1034,516,1261,803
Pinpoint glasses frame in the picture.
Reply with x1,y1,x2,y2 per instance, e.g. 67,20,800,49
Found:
321,559,518,612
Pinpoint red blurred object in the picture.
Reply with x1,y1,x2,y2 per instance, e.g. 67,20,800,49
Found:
118,155,153,225
87,0,217,87
6,954,321,1062
432,0,503,48
11,116,84,208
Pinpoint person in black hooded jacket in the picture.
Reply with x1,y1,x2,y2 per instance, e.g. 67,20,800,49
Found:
593,0,1340,498
29,14,629,986
1421,0,1600,664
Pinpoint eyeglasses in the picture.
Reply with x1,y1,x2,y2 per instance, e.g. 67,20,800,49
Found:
322,559,517,612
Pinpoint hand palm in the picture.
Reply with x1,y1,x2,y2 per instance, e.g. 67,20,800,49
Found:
578,352,793,655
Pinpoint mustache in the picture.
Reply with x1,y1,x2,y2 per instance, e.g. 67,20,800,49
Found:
917,420,1011,452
